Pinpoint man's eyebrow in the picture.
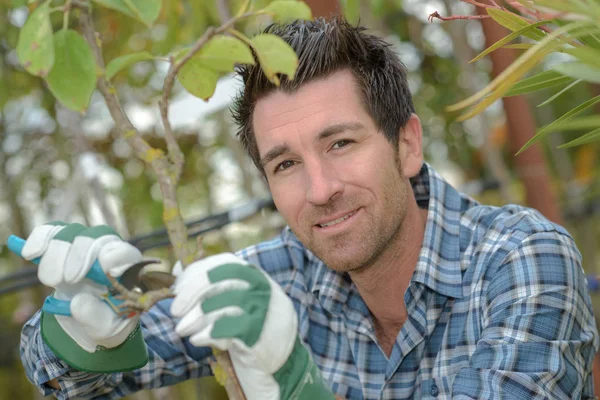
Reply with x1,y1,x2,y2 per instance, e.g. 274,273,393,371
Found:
259,143,290,170
315,122,365,142
258,122,364,170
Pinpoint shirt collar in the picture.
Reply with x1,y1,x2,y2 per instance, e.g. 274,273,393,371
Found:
307,162,466,315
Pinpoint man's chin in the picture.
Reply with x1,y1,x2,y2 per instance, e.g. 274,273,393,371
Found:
313,249,366,273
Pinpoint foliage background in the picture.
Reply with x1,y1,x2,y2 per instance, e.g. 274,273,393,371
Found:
1,0,600,398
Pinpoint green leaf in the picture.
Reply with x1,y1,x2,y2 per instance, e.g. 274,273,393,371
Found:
178,35,254,100
563,46,600,70
16,2,54,77
558,127,600,148
263,0,312,22
504,43,535,50
537,79,581,107
106,51,155,80
546,115,600,131
235,0,251,17
531,0,591,17
92,0,162,27
46,30,97,112
553,62,600,83
341,0,360,25
504,70,573,96
517,94,600,154
449,20,590,115
470,20,551,63
487,9,547,41
250,34,298,85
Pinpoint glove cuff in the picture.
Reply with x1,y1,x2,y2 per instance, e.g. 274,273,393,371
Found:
274,337,335,400
41,311,148,373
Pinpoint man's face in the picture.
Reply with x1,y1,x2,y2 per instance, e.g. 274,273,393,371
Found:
253,70,419,272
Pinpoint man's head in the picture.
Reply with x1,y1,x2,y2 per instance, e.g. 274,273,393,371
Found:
232,16,416,173
231,17,424,273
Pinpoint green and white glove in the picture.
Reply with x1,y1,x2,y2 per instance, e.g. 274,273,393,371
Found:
170,253,335,400
20,222,148,372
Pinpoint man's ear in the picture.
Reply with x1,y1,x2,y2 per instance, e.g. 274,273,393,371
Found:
398,114,424,178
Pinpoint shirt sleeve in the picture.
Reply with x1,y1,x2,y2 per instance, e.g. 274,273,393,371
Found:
451,230,599,399
20,299,213,399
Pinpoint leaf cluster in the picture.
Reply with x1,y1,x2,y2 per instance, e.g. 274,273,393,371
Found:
447,0,600,151
15,0,312,111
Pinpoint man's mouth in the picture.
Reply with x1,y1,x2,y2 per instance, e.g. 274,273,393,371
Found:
316,209,359,228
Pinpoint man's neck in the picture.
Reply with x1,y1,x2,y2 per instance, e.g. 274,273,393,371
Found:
349,205,428,355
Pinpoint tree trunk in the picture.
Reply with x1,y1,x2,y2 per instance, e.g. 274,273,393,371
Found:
304,0,340,18
476,7,562,224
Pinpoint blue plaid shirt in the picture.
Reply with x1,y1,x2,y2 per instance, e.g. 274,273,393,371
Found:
20,163,599,399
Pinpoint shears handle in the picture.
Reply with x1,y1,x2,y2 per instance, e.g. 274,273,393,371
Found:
7,235,125,317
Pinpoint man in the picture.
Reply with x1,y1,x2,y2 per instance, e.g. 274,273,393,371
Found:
19,17,599,399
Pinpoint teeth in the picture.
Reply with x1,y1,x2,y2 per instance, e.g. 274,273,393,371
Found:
319,211,355,228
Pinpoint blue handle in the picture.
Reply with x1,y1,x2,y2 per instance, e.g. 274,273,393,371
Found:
8,234,125,317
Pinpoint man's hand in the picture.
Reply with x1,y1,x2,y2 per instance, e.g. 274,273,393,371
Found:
19,222,148,372
171,253,335,400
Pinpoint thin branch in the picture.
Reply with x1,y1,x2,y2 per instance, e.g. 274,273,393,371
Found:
216,0,233,23
80,7,248,400
159,11,259,184
80,10,194,268
429,11,490,22
429,0,553,34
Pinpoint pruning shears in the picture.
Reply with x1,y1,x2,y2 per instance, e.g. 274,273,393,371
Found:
7,235,163,318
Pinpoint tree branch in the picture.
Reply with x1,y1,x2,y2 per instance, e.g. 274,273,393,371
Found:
80,10,195,268
159,10,258,185
80,7,250,400
428,0,553,34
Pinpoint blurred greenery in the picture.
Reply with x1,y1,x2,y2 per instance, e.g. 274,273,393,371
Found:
1,0,600,399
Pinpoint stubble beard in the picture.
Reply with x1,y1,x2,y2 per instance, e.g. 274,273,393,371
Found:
295,162,409,273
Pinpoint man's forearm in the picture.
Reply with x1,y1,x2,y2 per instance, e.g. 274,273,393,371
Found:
47,379,59,389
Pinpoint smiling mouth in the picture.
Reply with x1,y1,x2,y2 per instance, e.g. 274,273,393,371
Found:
316,209,358,228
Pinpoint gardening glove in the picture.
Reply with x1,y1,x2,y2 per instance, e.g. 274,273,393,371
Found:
17,221,148,372
170,253,335,400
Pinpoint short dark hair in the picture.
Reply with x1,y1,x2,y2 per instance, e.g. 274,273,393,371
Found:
231,16,415,173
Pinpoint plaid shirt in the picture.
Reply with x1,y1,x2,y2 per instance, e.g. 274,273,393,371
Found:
20,163,599,399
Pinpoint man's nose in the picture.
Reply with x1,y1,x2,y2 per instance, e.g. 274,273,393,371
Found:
305,161,343,205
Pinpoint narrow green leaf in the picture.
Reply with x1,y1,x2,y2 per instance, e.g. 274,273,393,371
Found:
487,9,547,41
558,128,600,148
178,35,255,100
92,0,161,27
46,30,97,112
504,43,535,50
263,0,312,22
504,70,573,96
517,94,600,154
533,0,591,16
546,115,600,131
470,20,551,63
564,46,600,70
106,51,155,80
553,62,600,84
537,79,581,107
235,0,251,17
449,20,590,113
250,34,298,85
16,2,54,76
457,48,553,121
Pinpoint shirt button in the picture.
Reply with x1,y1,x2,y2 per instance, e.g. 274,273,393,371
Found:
430,384,439,397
